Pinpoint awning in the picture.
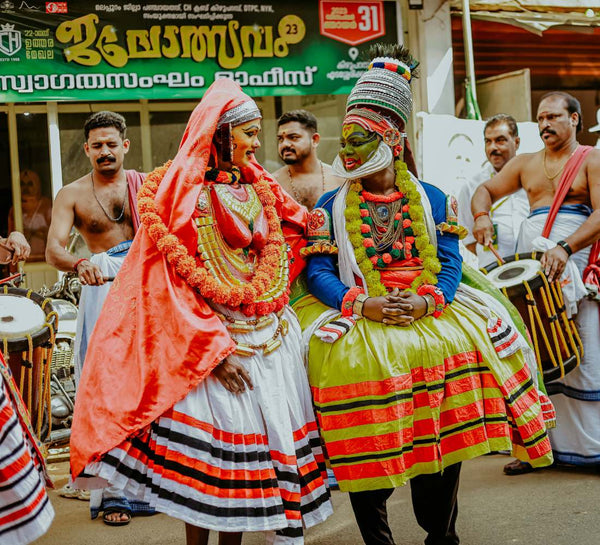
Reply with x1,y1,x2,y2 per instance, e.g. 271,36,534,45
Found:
450,1,600,34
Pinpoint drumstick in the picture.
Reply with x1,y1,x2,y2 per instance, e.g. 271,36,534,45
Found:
486,242,505,265
0,272,23,285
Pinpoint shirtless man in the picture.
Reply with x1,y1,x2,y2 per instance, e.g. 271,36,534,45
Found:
46,112,135,284
46,111,150,525
471,91,600,472
273,109,343,209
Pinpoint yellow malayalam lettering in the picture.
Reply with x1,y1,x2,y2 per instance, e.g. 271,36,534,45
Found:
54,13,305,69
161,26,181,58
126,26,162,59
97,24,128,68
56,14,102,66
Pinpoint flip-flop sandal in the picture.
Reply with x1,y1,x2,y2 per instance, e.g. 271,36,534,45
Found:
103,508,132,526
503,460,534,475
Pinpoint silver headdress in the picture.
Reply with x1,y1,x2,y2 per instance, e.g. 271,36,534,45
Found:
217,100,262,128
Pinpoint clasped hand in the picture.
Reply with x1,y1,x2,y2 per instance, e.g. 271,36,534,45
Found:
362,288,426,326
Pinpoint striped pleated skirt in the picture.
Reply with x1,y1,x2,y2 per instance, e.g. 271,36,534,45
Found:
78,306,332,538
0,379,54,545
293,294,554,493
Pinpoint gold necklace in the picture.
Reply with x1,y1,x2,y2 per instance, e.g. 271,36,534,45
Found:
287,161,325,205
543,145,578,180
90,171,128,222
212,183,261,224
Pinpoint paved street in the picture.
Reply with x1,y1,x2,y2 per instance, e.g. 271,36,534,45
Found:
38,455,598,545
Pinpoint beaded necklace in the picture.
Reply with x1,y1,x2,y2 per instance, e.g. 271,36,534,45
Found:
345,159,440,296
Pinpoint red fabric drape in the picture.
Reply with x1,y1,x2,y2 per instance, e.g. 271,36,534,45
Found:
126,169,145,233
70,80,307,478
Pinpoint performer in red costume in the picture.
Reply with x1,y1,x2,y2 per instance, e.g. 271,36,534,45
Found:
70,79,331,545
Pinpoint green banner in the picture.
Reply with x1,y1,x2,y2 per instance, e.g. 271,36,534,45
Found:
0,1,398,102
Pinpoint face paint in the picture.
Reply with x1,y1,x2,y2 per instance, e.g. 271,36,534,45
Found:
339,123,380,171
231,119,262,167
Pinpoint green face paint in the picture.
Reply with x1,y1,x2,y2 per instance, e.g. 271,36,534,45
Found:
339,123,380,171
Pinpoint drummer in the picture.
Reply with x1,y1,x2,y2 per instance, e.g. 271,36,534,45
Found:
45,111,153,525
0,232,55,544
472,91,600,473
457,114,529,268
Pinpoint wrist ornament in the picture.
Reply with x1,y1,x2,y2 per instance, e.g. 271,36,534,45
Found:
74,258,89,272
416,285,445,318
556,240,573,257
341,286,365,317
473,211,490,221
353,293,369,317
421,294,435,317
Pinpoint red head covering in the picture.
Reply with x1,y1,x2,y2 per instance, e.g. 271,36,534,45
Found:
70,79,307,478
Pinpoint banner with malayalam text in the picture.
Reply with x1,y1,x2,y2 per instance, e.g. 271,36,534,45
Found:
0,0,398,102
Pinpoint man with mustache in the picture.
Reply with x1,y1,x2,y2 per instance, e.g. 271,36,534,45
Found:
472,92,600,474
273,109,343,209
46,111,152,525
458,114,529,268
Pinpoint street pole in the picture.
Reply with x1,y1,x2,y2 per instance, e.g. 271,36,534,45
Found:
462,0,478,102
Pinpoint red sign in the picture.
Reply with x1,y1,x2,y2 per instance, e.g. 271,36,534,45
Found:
46,2,68,14
319,0,385,46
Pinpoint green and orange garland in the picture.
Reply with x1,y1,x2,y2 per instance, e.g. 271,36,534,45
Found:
344,159,441,297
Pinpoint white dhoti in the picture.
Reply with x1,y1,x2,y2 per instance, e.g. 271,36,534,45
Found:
74,240,132,386
517,206,600,465
73,240,155,517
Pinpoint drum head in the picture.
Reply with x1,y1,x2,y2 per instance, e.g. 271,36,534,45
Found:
486,259,542,289
0,295,46,339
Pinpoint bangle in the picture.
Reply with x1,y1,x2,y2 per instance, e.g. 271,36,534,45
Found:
473,211,490,221
341,286,365,317
73,258,89,272
353,293,369,317
556,240,573,257
417,285,445,318
421,294,435,316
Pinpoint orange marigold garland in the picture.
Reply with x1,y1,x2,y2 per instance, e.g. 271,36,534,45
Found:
137,161,289,316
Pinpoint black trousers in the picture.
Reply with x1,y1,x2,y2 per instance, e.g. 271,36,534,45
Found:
348,462,461,545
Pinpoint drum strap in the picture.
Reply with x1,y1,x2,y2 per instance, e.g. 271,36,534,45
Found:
541,145,600,289
541,145,593,239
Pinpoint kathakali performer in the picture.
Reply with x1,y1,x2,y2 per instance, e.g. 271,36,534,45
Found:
70,79,332,545
292,45,553,545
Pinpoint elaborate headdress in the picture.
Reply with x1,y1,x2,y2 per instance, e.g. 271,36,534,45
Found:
346,47,417,126
334,44,420,177
217,100,261,128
